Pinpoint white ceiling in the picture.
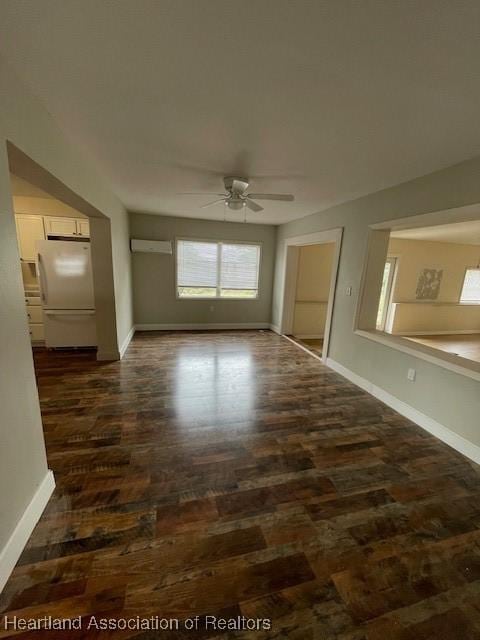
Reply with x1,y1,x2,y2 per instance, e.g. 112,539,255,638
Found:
2,1,480,225
392,220,480,245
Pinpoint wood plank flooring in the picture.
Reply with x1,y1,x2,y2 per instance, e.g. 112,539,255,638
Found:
405,334,480,364
2,330,480,638
291,337,324,357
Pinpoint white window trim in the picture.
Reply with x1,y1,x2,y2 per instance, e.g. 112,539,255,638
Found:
175,237,262,300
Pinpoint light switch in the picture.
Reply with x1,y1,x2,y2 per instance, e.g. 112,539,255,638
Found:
346,286,352,296
407,368,416,382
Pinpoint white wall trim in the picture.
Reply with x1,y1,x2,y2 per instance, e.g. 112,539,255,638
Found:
269,324,281,334
394,330,480,336
119,326,135,358
326,357,480,466
0,470,55,594
135,322,271,331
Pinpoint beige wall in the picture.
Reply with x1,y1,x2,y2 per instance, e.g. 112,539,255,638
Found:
12,194,87,218
389,237,480,303
391,303,480,334
387,238,480,334
130,212,276,327
273,155,480,449
0,57,133,566
0,147,48,553
293,243,334,336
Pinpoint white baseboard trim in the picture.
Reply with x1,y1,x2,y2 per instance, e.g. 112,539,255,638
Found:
294,333,324,339
119,326,135,358
395,330,480,336
326,357,480,466
0,470,55,594
269,324,281,334
135,323,270,331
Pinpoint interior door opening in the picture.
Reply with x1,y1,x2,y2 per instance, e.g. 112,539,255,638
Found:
279,228,343,362
290,242,336,357
9,172,98,364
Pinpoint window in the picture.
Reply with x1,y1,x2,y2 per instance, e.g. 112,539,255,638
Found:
460,268,480,303
177,239,260,299
376,257,397,331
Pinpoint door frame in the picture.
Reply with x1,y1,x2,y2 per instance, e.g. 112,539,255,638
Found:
279,227,343,363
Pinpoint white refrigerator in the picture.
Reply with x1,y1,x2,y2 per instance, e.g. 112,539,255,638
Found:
36,240,97,348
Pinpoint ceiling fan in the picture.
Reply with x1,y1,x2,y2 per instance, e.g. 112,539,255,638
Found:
180,176,294,212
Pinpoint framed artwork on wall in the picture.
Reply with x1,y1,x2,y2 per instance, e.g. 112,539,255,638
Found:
415,268,443,300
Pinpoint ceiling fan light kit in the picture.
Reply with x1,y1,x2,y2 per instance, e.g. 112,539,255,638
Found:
180,176,295,218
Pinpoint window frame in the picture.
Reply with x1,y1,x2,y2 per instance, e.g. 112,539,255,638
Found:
459,267,480,304
376,256,398,331
175,237,262,300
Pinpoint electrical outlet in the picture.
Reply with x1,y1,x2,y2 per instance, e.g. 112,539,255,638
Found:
346,286,352,296
407,368,416,382
209,305,214,312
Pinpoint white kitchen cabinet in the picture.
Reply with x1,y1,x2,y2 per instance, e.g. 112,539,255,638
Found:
25,296,44,343
44,216,78,237
44,216,90,238
76,219,90,237
29,323,45,342
15,215,45,262
26,305,43,324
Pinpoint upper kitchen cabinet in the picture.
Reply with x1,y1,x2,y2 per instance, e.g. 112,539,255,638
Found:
15,214,46,262
44,216,89,238
76,218,90,237
44,216,77,237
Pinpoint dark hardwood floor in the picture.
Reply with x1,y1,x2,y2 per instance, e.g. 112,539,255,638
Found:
289,336,323,357
2,330,480,638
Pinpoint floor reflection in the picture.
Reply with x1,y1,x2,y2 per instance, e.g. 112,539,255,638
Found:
174,345,255,424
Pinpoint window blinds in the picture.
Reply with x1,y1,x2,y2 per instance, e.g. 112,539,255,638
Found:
220,243,260,291
177,240,218,287
176,240,260,297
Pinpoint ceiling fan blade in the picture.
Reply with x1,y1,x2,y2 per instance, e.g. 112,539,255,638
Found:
177,192,225,196
247,193,294,201
200,198,226,209
245,198,264,212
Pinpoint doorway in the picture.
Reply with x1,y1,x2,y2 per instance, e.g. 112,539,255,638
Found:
279,228,343,362
7,144,120,361
10,172,98,361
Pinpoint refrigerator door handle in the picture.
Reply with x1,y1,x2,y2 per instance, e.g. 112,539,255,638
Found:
37,253,48,305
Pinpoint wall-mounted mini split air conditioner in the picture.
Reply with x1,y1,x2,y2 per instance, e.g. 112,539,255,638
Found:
130,239,173,254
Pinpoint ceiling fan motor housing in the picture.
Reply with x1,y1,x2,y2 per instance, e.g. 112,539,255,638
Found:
224,176,249,194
